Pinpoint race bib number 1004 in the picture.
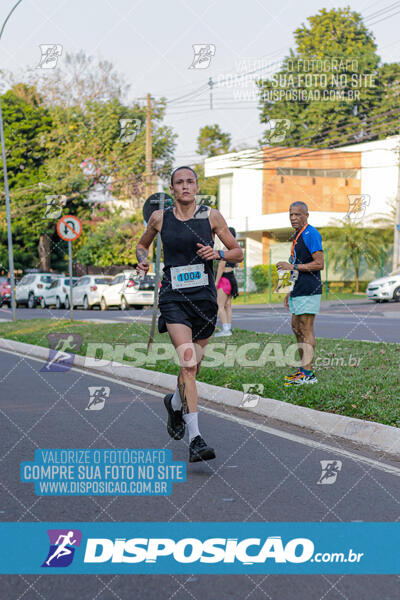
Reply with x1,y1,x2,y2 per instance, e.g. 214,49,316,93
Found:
170,264,209,290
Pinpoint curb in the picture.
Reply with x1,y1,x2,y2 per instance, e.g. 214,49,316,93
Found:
1,337,399,459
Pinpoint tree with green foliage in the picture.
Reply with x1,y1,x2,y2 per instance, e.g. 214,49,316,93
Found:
256,7,400,148
74,210,142,266
322,221,388,292
1,53,177,272
0,87,60,272
251,264,278,293
196,124,232,157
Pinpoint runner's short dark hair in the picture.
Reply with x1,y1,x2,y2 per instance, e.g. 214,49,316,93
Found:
170,166,198,185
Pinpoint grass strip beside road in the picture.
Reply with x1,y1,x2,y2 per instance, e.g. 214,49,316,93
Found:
0,318,398,428
232,292,368,305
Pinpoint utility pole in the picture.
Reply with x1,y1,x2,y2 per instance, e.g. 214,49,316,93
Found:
0,0,24,322
208,77,214,110
141,92,158,268
144,93,157,199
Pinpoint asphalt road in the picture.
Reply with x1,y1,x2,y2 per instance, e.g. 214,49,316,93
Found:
0,348,399,599
1,299,399,343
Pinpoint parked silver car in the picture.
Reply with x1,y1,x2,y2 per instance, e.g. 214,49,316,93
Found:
40,277,79,309
366,272,400,302
72,275,113,309
100,272,155,310
16,273,62,308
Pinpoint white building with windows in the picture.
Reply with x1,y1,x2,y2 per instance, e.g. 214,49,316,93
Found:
205,137,399,284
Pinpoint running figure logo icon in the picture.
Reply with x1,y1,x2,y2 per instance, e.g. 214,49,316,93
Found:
346,194,370,221
265,119,291,143
317,460,342,485
38,44,63,69
86,386,110,410
240,383,264,408
119,119,141,143
44,195,67,219
189,44,216,69
195,194,216,209
41,334,82,373
42,529,82,567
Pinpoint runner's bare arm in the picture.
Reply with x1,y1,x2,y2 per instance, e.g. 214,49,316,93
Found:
297,250,324,271
277,251,324,272
136,210,163,272
210,209,243,263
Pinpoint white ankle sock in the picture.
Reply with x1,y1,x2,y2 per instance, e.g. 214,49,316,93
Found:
222,323,230,331
171,387,181,410
183,412,200,441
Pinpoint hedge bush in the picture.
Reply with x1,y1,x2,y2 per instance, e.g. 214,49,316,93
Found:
250,264,279,292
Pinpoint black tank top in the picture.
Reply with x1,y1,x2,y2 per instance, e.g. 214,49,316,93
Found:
159,205,217,304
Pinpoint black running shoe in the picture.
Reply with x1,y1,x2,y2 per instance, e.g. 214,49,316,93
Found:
164,394,185,440
189,435,216,463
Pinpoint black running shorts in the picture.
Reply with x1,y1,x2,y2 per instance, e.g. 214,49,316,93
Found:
158,299,217,341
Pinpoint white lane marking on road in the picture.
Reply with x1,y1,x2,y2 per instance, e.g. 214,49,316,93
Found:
1,347,399,477
200,406,400,477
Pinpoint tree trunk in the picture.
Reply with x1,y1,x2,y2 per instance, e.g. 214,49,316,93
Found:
355,269,359,293
38,234,51,271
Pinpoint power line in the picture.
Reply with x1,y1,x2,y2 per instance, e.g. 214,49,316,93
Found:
364,0,400,20
368,7,400,24
217,108,400,170
4,105,400,207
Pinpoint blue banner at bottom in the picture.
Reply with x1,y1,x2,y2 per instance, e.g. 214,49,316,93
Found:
0,522,398,574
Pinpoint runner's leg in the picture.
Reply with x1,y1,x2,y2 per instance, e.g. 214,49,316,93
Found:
165,325,215,459
225,295,232,329
291,314,304,365
217,288,228,324
166,322,198,414
297,314,316,370
194,336,210,374
216,288,231,336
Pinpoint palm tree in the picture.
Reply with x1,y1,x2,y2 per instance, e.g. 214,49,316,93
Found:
323,221,386,293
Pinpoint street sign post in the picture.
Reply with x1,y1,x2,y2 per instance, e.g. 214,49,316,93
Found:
57,215,82,321
142,193,173,350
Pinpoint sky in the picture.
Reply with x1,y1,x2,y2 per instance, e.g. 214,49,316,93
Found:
1,0,399,167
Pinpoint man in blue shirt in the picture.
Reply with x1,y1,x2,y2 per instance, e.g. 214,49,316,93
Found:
276,201,324,385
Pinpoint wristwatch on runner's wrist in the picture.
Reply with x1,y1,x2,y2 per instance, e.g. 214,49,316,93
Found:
217,250,225,260
292,264,299,271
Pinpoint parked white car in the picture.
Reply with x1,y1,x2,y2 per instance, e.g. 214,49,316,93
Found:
366,272,400,302
16,273,62,308
40,277,78,309
72,275,113,309
100,272,155,310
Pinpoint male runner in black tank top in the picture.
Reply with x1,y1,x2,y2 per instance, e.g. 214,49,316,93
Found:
136,166,243,462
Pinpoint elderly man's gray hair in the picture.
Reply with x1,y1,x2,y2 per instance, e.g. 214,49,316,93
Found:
290,201,308,213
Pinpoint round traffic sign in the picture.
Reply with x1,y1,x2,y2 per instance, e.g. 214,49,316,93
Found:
57,215,83,241
143,192,173,223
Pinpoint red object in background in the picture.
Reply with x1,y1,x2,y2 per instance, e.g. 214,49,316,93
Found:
126,280,136,288
0,278,11,306
90,285,98,291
